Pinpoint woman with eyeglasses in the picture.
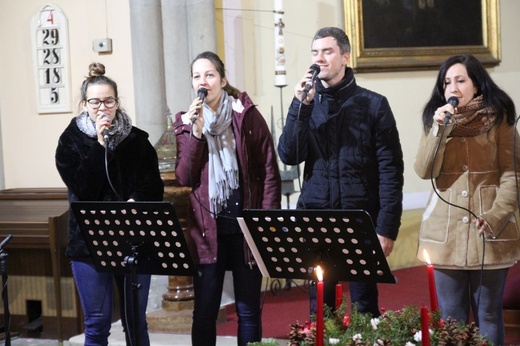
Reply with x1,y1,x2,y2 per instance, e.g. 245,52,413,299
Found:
55,62,164,346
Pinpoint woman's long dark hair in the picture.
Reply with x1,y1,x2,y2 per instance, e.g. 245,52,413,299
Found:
190,51,241,98
421,54,515,133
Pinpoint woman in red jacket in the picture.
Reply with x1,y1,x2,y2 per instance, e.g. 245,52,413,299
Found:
173,51,281,346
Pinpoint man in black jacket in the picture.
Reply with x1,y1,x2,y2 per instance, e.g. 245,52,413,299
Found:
278,27,404,317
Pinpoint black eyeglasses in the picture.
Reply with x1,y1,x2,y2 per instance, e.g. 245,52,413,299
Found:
86,97,118,109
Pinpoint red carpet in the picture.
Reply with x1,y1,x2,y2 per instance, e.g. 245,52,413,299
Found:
217,265,520,345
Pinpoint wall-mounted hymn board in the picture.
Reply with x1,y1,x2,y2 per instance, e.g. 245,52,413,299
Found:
31,4,72,114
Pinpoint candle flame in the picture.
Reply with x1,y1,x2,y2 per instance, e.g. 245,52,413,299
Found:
316,265,323,282
423,249,432,265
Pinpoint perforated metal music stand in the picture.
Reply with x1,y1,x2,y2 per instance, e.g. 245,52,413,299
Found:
237,209,395,284
71,201,195,346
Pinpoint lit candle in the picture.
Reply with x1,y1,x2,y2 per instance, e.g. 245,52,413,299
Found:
420,306,431,346
335,283,343,310
273,0,287,87
316,266,324,346
423,250,439,312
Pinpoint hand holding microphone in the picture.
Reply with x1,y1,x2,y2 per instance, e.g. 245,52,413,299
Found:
95,113,111,145
433,96,459,125
101,114,111,142
443,96,459,124
299,64,321,103
191,87,208,124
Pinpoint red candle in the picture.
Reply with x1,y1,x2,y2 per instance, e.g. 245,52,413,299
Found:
335,283,343,310
423,250,439,311
316,266,324,346
420,306,431,346
427,264,439,311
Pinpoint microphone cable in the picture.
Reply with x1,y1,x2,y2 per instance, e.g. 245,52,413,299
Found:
514,114,520,210
104,138,123,201
429,119,485,312
292,66,320,210
294,102,306,210
187,125,217,218
101,113,122,201
122,275,134,346
186,89,238,221
259,276,270,319
187,116,241,222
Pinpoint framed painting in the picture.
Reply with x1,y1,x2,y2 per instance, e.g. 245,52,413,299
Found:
344,0,500,72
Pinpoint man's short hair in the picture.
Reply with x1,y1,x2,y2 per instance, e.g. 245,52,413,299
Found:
312,27,351,55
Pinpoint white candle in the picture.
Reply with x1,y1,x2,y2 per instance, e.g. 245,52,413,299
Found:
274,0,287,87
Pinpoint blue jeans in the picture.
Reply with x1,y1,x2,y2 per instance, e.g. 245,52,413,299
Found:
434,268,508,346
192,234,263,346
71,258,151,346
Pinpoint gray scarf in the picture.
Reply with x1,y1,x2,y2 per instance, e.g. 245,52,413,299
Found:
202,91,239,216
76,110,133,150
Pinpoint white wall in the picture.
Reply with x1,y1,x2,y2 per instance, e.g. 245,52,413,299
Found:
0,0,134,188
1,0,519,208
225,0,520,209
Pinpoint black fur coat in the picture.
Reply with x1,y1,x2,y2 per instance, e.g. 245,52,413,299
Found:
55,118,164,258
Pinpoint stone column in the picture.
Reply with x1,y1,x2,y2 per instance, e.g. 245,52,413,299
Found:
186,0,218,57
157,0,218,324
161,0,191,114
132,0,221,333
162,0,217,114
129,0,167,144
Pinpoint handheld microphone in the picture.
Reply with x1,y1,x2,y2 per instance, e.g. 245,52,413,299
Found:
102,114,110,142
301,64,321,102
192,87,208,123
103,128,109,142
443,96,459,125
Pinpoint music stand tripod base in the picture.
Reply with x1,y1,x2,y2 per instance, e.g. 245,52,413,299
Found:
71,201,195,346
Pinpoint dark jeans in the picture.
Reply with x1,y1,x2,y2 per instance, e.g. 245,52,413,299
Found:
192,234,263,346
310,280,380,318
71,258,151,346
435,268,508,346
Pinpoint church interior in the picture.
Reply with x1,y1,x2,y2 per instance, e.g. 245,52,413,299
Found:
0,0,520,345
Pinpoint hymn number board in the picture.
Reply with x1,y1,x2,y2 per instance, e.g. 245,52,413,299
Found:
31,4,71,114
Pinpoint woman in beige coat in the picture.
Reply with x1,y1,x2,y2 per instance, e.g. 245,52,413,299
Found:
415,54,520,346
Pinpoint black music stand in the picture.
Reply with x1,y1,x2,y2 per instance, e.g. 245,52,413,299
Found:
71,201,195,346
237,209,396,284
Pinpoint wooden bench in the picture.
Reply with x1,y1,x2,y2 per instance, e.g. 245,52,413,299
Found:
0,188,75,342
